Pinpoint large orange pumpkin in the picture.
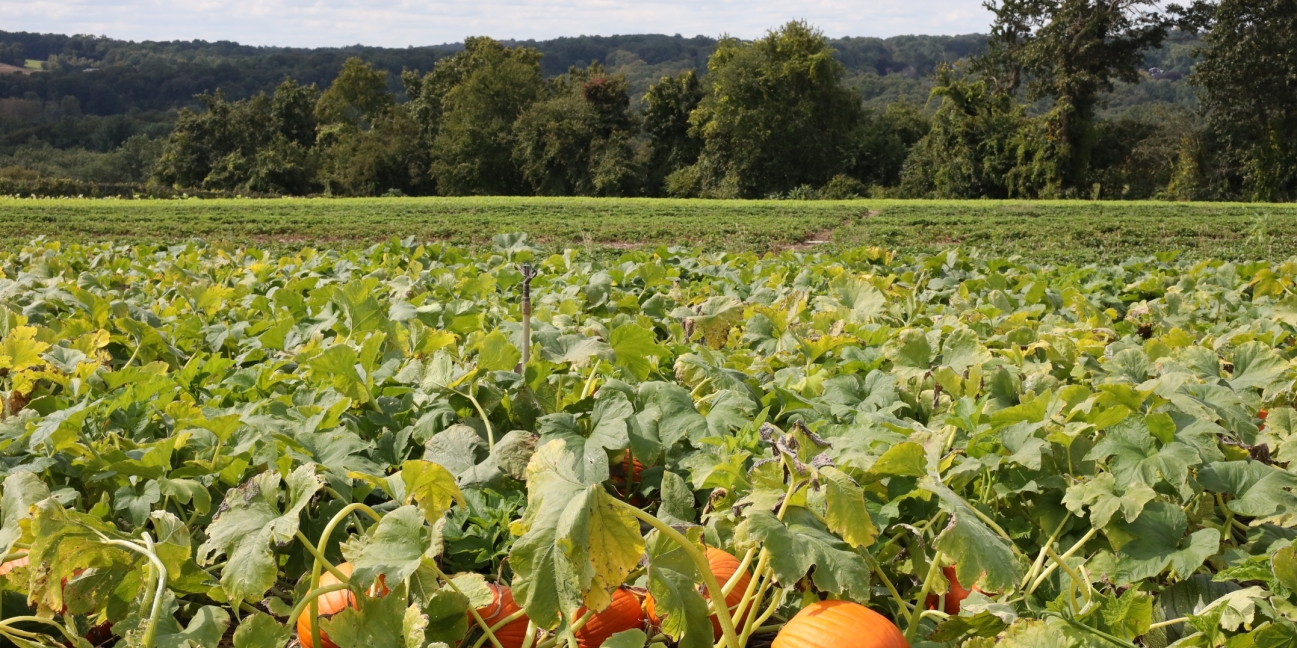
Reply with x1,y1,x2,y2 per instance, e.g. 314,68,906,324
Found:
924,566,976,615
646,547,751,639
473,584,532,648
772,600,908,648
296,563,390,648
574,587,644,648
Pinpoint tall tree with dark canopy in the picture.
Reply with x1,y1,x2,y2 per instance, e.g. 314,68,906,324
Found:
681,21,867,198
1189,0,1297,201
641,70,703,195
979,0,1170,194
407,37,546,196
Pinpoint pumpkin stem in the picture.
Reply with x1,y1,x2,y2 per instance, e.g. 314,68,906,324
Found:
611,499,741,648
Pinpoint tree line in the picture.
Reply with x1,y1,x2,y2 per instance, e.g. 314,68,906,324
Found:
4,0,1293,201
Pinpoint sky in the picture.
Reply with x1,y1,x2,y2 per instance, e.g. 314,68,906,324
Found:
0,0,994,48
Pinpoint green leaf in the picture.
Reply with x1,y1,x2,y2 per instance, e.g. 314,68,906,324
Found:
402,460,466,525
942,327,992,373
537,391,634,485
637,382,708,448
420,585,470,646
321,584,413,648
1198,460,1297,521
689,297,744,349
196,466,323,604
602,629,648,648
0,325,48,372
924,480,1022,592
153,604,230,648
1111,502,1220,584
884,328,934,380
1062,473,1157,528
1228,341,1290,391
540,334,611,366
610,323,665,381
1099,587,1153,641
510,440,644,629
232,611,292,648
0,471,51,555
310,344,371,404
657,470,696,526
820,466,878,548
864,441,929,480
1085,418,1200,489
1275,546,1297,592
644,529,712,648
826,274,886,322
734,508,871,602
478,331,521,372
346,505,433,589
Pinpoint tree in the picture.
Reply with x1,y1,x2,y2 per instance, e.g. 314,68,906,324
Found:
407,37,545,196
979,0,1171,193
512,64,642,196
682,21,867,198
1190,0,1297,201
154,79,321,195
899,68,1027,198
641,70,703,195
315,59,428,196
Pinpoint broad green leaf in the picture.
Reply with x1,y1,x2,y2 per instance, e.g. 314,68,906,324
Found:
1085,418,1199,489
1062,473,1157,528
510,440,644,629
310,344,371,404
1111,502,1220,584
689,297,744,349
232,611,292,648
820,466,877,548
657,470,696,526
478,331,521,372
864,441,928,479
603,629,649,648
540,334,610,366
884,328,933,380
0,471,50,555
644,530,711,648
1228,341,1290,391
827,273,886,322
1198,460,1297,522
1099,587,1153,641
152,604,230,648
734,508,871,602
321,584,412,648
924,480,1021,592
942,327,991,373
346,505,433,589
420,585,470,646
637,382,708,448
196,466,323,603
610,323,665,381
402,460,466,525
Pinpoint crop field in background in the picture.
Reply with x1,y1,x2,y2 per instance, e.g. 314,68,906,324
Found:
3,197,1297,263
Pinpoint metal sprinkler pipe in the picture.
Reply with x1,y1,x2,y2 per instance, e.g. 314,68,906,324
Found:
519,262,537,374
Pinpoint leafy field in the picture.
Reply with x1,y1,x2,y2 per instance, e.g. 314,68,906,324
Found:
2,236,1297,648
3,197,1297,263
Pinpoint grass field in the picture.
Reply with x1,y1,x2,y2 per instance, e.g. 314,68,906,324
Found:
2,196,1296,262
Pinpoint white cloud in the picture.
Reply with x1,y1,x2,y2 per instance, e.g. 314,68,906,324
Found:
0,0,993,47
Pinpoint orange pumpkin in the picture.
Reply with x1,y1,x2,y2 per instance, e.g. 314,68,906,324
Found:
473,584,532,648
773,600,908,648
609,451,646,504
924,565,976,615
1260,409,1269,430
296,563,390,648
0,555,29,576
575,587,644,648
646,547,751,639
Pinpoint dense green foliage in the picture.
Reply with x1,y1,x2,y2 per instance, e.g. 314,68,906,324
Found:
2,237,1297,647
0,24,1228,201
2,197,1297,264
